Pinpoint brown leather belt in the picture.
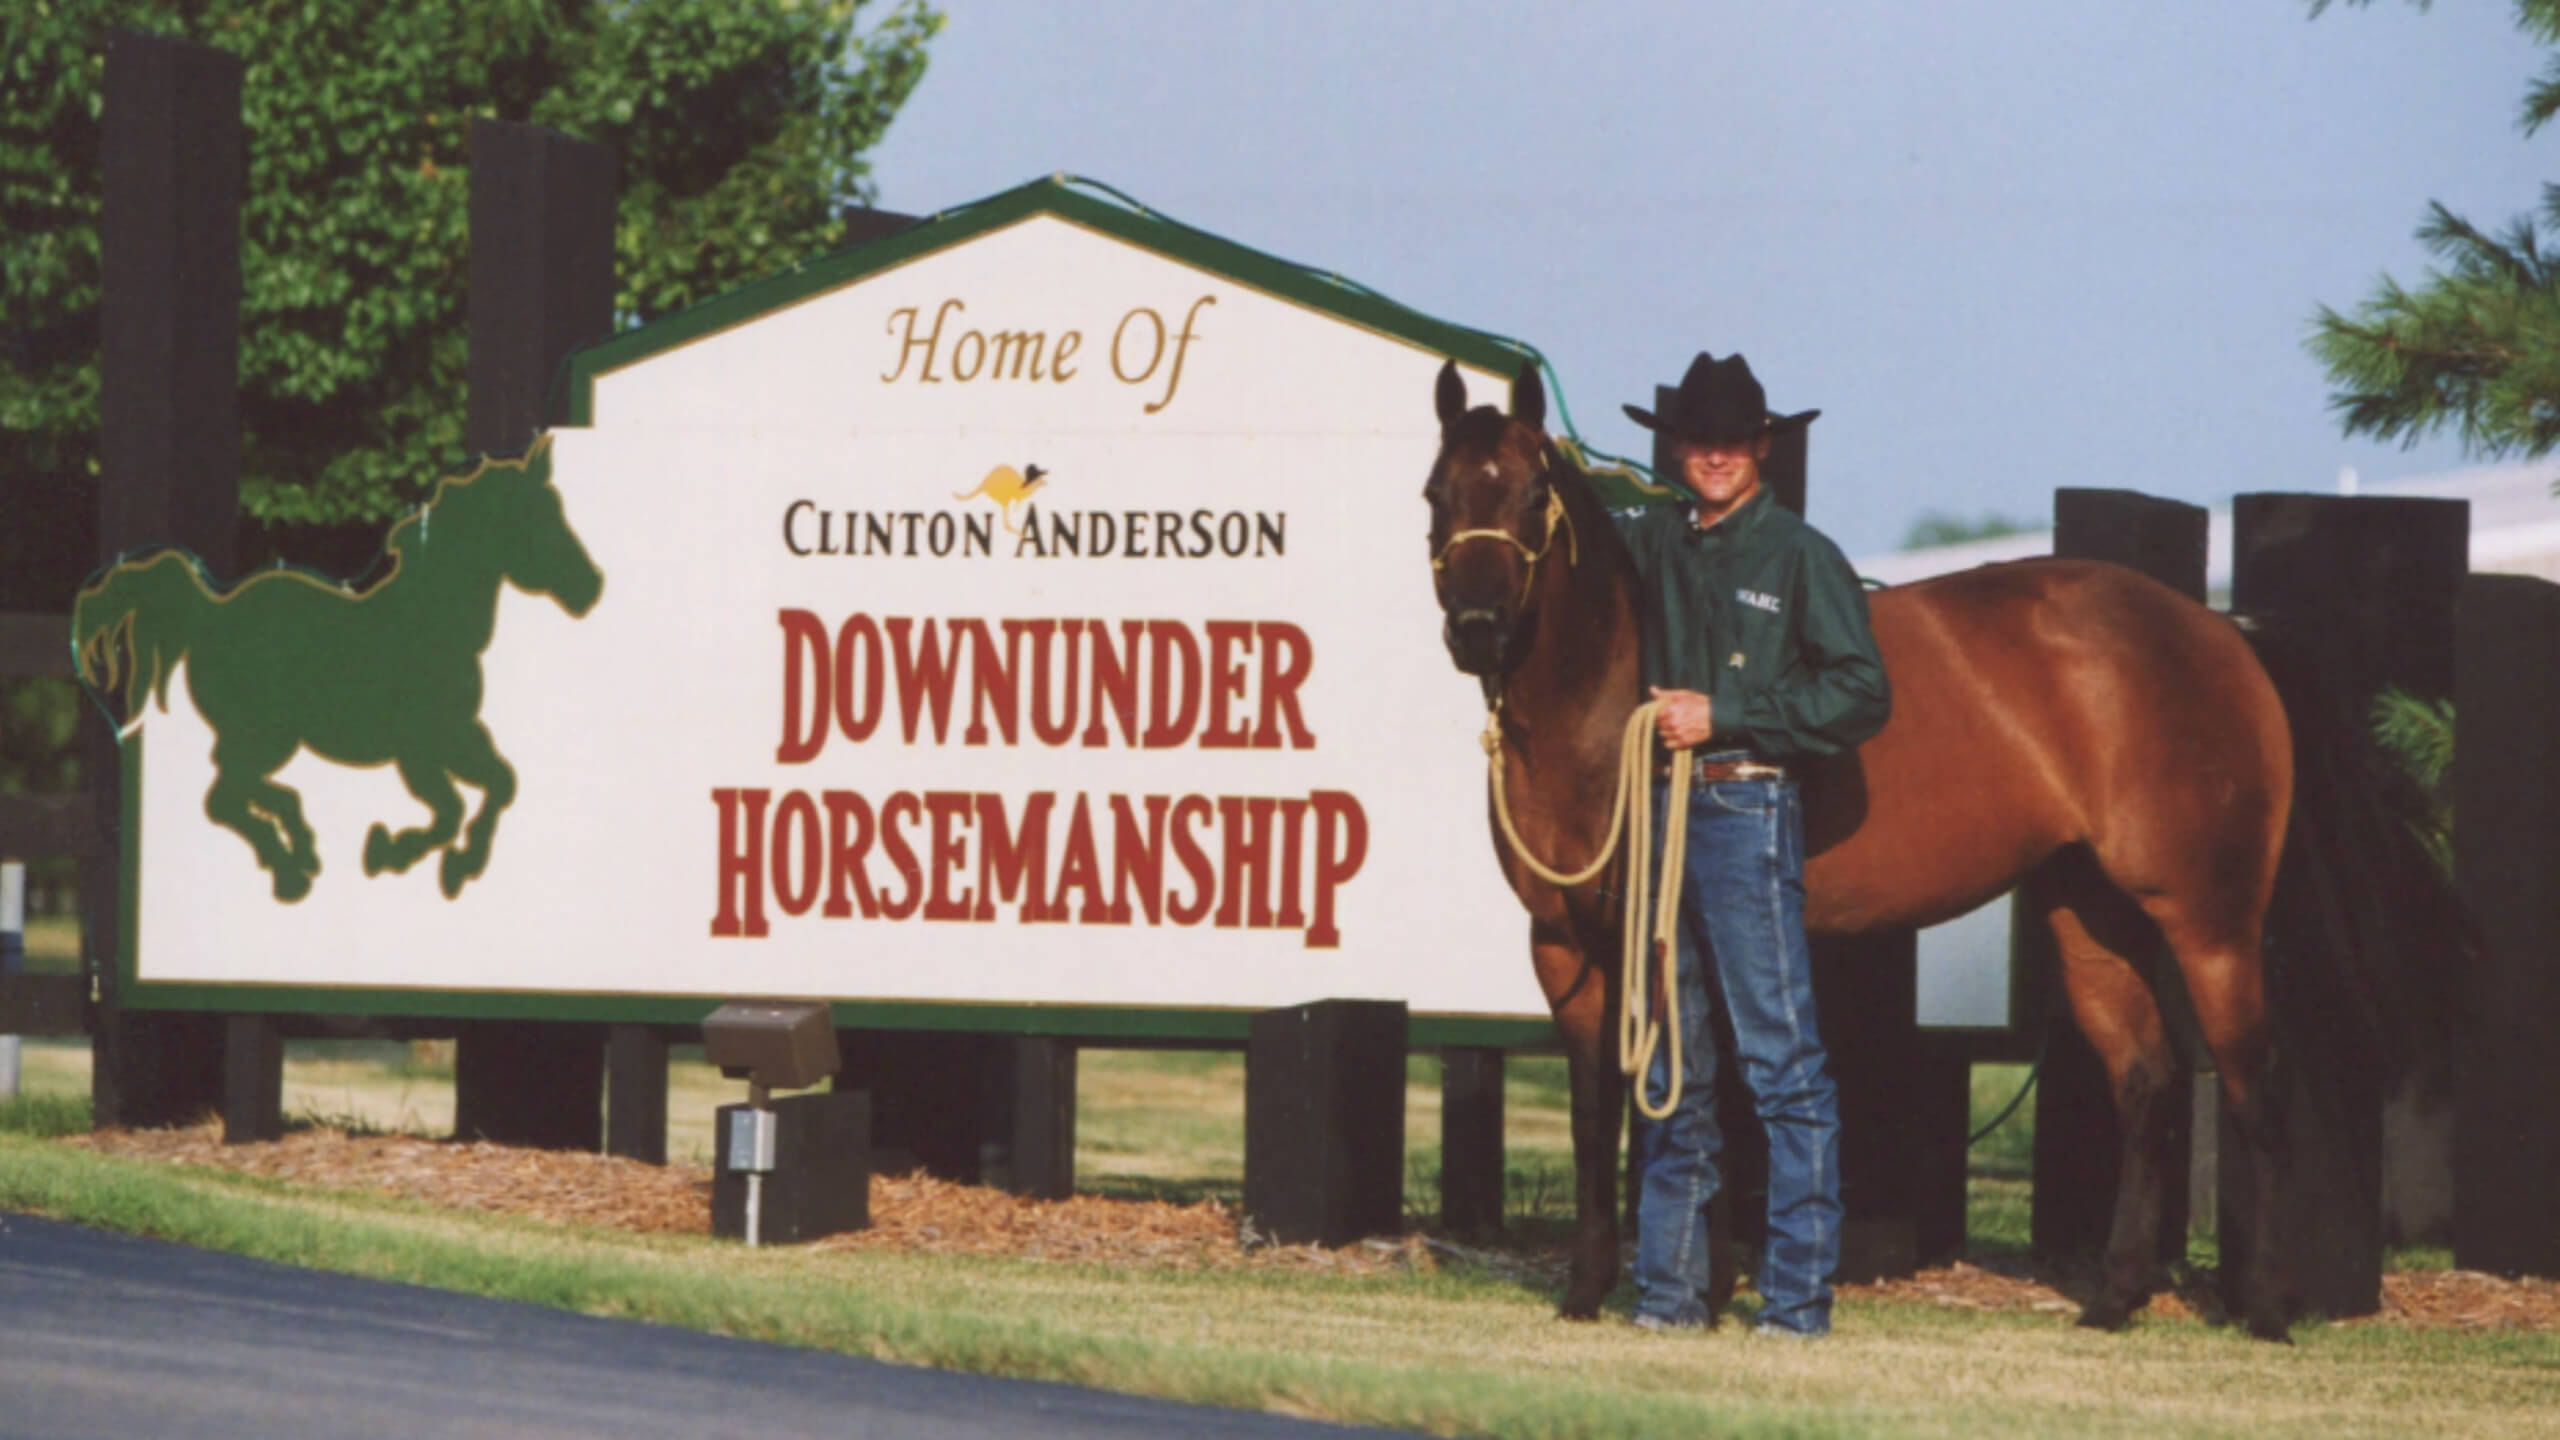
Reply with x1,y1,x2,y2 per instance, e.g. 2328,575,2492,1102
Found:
1659,755,1788,785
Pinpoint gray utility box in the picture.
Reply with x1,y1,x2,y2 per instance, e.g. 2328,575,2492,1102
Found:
712,1091,871,1244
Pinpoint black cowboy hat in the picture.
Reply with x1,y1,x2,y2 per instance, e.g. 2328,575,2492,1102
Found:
1622,352,1820,446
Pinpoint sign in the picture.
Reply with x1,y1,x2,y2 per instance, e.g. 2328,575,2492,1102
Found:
79,180,1559,1039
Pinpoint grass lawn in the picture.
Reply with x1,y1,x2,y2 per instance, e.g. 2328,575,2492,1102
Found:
9,1036,2555,1437
4,1105,2554,1439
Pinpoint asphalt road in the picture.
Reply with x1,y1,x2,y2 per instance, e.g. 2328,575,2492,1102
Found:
0,1213,1393,1439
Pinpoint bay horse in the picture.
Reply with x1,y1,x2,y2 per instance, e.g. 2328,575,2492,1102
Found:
75,440,603,903
1424,359,2297,1338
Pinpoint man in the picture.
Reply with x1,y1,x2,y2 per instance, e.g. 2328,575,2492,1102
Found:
1612,351,1892,1338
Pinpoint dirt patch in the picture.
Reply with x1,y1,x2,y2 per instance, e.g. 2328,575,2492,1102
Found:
62,1121,1421,1276
62,1123,2560,1330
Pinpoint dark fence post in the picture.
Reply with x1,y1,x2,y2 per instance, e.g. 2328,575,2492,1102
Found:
1008,1035,1077,1200
89,30,245,1129
2452,575,2560,1277
453,1020,606,1149
1909,1041,1972,1268
222,1014,283,1144
837,1029,1010,1182
606,1023,669,1165
2231,491,2468,1317
2032,489,2207,1266
1244,999,1408,1246
1440,1046,1506,1237
1816,930,1922,1281
449,118,616,1149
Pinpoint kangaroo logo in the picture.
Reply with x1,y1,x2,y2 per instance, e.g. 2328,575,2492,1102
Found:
953,462,1048,534
73,440,604,902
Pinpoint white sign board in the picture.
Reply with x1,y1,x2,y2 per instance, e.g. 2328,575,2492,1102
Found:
97,185,1552,1030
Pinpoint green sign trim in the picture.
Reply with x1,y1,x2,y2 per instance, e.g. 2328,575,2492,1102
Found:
559,176,1539,428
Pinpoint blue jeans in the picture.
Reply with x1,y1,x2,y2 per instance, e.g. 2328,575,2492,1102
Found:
1630,770,1841,1335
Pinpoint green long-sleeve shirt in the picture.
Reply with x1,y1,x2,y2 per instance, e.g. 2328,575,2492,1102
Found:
1612,487,1891,762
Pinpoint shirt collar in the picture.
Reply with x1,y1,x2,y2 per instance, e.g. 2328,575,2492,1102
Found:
1685,484,1774,541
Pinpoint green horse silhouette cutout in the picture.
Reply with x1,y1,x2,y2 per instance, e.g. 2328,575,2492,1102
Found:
74,440,603,902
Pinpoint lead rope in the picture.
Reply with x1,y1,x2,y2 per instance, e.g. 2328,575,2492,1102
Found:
1484,700,1694,1119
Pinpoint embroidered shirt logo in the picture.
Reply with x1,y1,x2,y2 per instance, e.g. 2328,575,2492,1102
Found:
1736,588,1782,614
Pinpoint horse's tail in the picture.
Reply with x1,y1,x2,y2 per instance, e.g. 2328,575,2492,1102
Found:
2240,615,2467,1085
71,551,214,720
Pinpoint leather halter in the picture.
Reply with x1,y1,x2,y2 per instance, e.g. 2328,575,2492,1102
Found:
1430,465,1577,583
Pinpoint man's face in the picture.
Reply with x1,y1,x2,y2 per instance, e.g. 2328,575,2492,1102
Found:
1678,434,1769,513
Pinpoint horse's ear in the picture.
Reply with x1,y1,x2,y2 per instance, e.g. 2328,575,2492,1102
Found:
1510,359,1546,433
1434,359,1466,430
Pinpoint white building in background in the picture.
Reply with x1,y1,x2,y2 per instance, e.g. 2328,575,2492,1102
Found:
1860,461,2559,1030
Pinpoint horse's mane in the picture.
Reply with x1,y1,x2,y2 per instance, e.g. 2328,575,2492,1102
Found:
1536,435,1642,592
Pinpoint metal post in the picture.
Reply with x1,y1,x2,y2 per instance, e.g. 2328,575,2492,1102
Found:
1,860,24,1098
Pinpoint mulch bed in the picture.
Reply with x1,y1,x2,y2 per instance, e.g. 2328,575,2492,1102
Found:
60,1122,2560,1331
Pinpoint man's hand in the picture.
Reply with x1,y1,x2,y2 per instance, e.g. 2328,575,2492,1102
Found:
1649,686,1714,750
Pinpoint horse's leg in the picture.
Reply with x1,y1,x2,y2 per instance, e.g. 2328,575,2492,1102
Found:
436,720,517,897
364,755,466,880
1534,915,1622,1319
203,737,319,901
2155,915,2290,1341
2024,851,2180,1330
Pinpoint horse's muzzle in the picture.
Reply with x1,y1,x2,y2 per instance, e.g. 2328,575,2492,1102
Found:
1444,607,1507,676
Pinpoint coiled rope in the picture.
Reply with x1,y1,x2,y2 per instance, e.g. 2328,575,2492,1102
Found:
1483,700,1695,1119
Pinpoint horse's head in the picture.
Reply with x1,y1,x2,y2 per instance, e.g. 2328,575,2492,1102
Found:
449,448,604,618
1425,358,1566,678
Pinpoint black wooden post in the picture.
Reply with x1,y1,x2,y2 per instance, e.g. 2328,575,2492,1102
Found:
453,1019,606,1148
1440,1046,1506,1236
838,1030,1005,1182
2032,489,2207,1266
2452,575,2560,1277
1008,1035,1077,1200
1244,1000,1408,1245
464,118,618,458
449,118,617,1149
1815,930,1923,1281
606,1023,669,1165
222,1014,283,1144
89,30,244,1129
1911,1037,1973,1268
2231,491,2468,1317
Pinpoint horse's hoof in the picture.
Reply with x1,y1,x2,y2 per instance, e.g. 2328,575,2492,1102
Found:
271,867,313,903
363,824,396,875
1555,1301,1601,1322
2243,1307,2293,1343
440,846,493,897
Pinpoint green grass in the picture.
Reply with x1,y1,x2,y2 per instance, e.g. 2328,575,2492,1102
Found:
0,1088,91,1139
15,913,81,974
5,1128,2555,1439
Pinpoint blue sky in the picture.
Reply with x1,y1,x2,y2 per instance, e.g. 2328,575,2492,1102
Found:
863,1,2553,557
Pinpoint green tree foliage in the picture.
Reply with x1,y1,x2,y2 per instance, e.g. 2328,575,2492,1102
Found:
1898,509,2038,551
2,0,939,529
2307,1,2560,457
